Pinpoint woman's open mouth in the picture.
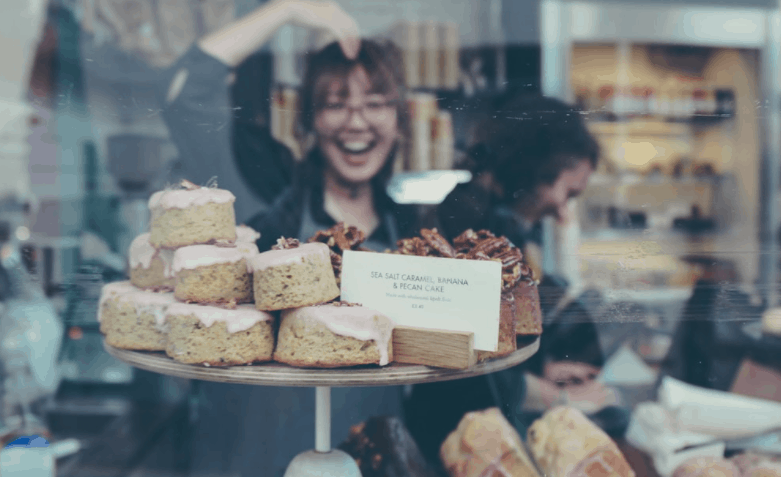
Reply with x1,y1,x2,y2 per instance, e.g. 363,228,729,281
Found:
337,140,376,155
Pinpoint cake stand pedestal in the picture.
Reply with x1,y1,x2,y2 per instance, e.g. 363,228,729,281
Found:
104,337,540,476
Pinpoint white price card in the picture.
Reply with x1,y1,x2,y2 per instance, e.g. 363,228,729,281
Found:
340,250,501,351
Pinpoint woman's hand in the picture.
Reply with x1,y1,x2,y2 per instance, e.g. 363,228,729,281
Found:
285,0,360,59
200,0,360,67
544,360,600,387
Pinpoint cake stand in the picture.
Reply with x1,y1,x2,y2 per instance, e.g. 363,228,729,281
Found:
104,336,540,476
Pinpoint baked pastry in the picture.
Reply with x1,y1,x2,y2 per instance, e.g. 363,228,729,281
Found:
98,282,176,351
339,416,439,477
672,457,739,477
148,180,237,249
99,280,139,311
308,222,368,286
395,228,542,360
450,229,540,337
129,232,176,291
476,292,517,362
274,302,394,367
513,280,542,336
250,238,340,311
236,224,260,243
761,308,781,337
440,407,540,477
527,406,634,477
165,303,275,366
173,243,258,305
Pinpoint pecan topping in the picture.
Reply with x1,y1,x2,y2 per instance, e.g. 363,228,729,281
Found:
271,237,300,250
398,228,533,291
308,222,367,285
397,237,431,256
421,228,457,258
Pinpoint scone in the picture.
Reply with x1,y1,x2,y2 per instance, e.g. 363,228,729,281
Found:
440,407,540,477
173,243,258,305
98,282,176,351
148,182,237,249
476,292,518,362
165,303,275,366
274,303,394,367
527,406,634,477
129,232,175,291
250,239,340,311
308,222,367,286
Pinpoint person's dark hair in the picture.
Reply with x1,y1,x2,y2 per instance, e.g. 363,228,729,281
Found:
298,39,406,194
471,94,600,204
300,39,407,135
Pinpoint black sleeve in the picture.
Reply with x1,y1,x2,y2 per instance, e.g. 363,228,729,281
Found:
245,186,305,252
159,46,294,215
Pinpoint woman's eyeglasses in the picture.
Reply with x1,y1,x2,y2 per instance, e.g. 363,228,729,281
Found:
318,98,398,124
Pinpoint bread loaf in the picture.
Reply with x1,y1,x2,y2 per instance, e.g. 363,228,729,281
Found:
527,406,634,477
440,407,540,477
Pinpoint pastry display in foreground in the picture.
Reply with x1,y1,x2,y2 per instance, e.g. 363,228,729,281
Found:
308,222,368,286
761,308,781,337
275,302,394,367
148,180,237,249
173,243,258,305
165,303,275,366
98,282,176,351
339,416,439,477
672,457,739,477
527,406,634,477
450,228,540,337
396,228,540,361
440,407,540,477
129,232,176,291
250,238,340,311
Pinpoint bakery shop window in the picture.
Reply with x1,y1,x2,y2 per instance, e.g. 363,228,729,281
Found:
10,1,781,476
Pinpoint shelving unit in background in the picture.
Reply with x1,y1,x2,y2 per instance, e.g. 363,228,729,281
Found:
540,0,781,302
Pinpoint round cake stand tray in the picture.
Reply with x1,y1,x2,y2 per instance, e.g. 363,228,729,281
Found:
104,337,539,476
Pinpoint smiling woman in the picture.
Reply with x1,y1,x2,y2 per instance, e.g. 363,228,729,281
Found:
157,2,421,475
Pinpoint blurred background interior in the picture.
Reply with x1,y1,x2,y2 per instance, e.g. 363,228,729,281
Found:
2,0,781,476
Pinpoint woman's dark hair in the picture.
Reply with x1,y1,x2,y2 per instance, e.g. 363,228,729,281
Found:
471,94,600,204
300,39,407,135
298,39,407,194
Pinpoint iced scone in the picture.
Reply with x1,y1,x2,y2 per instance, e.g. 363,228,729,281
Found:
129,233,176,291
275,302,394,368
250,238,339,311
173,242,259,305
165,303,275,366
98,282,176,351
149,181,237,249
